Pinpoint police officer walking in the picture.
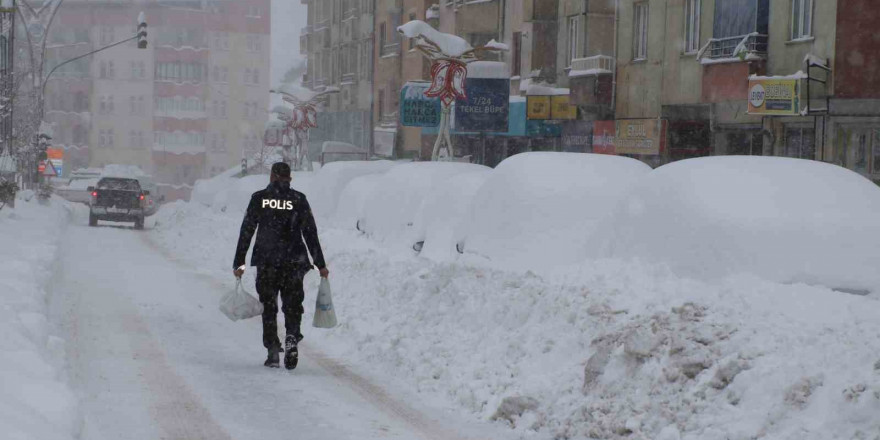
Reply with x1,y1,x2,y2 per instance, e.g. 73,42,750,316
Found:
233,162,329,370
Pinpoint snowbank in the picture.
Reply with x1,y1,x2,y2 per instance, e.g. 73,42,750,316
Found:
192,172,314,216
307,160,396,219
411,170,492,262
147,167,880,440
595,156,880,292
0,197,79,440
359,162,490,244
334,173,386,229
465,152,652,269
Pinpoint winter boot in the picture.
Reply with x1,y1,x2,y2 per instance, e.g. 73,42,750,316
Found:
264,348,280,368
284,335,299,370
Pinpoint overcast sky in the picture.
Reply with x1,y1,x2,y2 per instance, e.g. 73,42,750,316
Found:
271,0,308,88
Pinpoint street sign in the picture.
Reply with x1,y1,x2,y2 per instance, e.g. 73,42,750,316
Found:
455,78,510,132
401,81,441,127
47,148,63,176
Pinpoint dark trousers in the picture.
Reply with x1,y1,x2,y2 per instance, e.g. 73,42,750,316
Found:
256,266,306,350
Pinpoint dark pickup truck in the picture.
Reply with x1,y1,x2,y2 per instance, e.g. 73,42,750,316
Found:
88,177,150,229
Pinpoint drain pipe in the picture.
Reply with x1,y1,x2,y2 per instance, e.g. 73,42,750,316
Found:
610,0,619,117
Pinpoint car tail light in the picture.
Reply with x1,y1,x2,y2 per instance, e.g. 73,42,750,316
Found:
139,195,145,200
91,191,97,197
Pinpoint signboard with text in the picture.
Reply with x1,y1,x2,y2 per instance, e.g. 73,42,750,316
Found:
455,78,510,132
591,119,668,155
551,96,577,120
401,81,441,127
527,96,551,120
747,78,801,116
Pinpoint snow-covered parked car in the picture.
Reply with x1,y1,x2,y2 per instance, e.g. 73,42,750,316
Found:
410,170,492,261
358,162,491,245
307,160,396,219
463,152,652,269
594,156,880,293
335,173,386,229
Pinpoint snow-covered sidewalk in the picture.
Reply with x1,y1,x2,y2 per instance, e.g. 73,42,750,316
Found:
0,196,79,440
150,186,880,440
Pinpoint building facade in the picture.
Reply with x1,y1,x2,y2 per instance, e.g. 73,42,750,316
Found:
301,0,373,160
42,0,270,201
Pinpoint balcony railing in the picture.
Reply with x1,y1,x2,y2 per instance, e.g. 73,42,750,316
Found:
701,33,768,60
341,73,357,84
342,7,358,21
569,55,614,75
381,42,400,57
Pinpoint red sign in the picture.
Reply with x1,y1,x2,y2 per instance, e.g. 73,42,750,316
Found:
593,121,616,154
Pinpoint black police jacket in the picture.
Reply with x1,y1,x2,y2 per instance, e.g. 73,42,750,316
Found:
233,181,326,270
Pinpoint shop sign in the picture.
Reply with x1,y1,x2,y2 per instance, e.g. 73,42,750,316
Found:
551,96,577,120
592,119,668,155
747,78,801,116
455,78,510,132
561,121,593,152
526,96,551,120
401,81,441,127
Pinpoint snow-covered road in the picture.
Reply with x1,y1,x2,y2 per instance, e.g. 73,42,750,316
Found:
49,213,499,440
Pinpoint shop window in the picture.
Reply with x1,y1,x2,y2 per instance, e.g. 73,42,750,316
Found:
633,3,649,60
784,127,815,159
727,130,763,156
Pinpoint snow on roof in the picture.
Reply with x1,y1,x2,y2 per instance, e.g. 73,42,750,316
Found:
518,77,531,92
484,39,509,51
397,20,472,57
568,68,612,78
467,61,509,79
526,83,570,96
426,6,439,20
510,96,526,103
750,71,808,80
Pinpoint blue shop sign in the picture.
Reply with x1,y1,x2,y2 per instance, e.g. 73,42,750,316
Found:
455,78,510,132
401,81,441,127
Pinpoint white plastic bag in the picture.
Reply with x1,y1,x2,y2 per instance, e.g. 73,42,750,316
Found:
312,278,338,328
220,279,264,321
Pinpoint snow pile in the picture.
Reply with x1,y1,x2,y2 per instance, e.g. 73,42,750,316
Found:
100,164,146,179
595,156,880,293
307,160,396,219
411,170,492,262
147,165,880,440
467,61,509,79
359,162,490,245
0,197,79,440
465,152,652,269
334,173,386,229
397,20,472,57
191,172,314,216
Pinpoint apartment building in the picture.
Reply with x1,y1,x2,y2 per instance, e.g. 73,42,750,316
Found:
43,0,270,201
301,0,374,159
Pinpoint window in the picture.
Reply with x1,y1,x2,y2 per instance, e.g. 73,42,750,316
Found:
791,0,812,40
379,22,386,52
253,68,260,85
378,88,385,116
130,96,138,115
785,127,815,160
633,3,648,60
512,32,522,77
100,26,115,45
837,127,880,176
567,16,580,67
214,33,230,50
684,0,701,53
246,34,262,52
726,130,763,155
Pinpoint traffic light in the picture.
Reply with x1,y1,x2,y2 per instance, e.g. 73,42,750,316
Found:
137,12,147,49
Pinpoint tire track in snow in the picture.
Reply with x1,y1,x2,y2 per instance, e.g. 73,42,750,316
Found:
140,229,477,440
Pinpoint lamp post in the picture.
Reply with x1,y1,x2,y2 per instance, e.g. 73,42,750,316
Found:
269,87,339,171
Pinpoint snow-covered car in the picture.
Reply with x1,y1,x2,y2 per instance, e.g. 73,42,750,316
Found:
593,156,880,293
463,152,653,269
410,170,492,261
335,173,386,229
358,161,491,245
307,160,396,219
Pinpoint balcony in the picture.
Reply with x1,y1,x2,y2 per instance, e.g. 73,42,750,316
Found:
568,55,614,77
381,42,400,57
343,7,358,21
300,34,310,54
301,25,312,35
700,34,768,61
341,73,357,84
